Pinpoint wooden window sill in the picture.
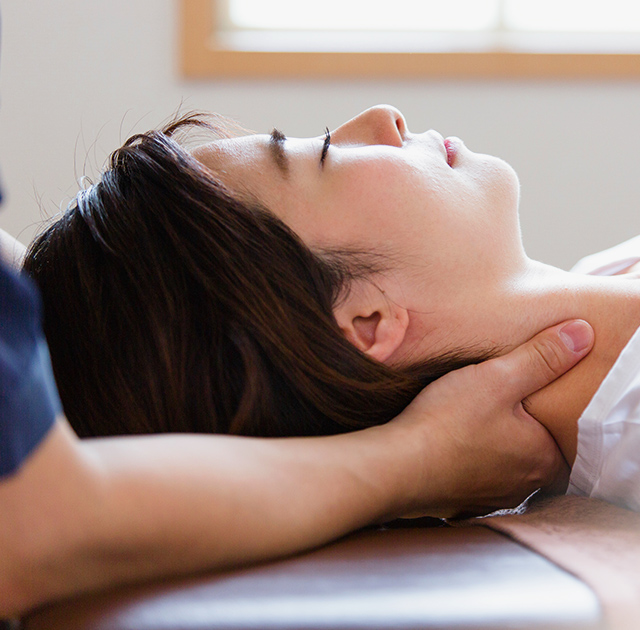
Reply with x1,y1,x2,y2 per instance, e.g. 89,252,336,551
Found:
179,0,640,79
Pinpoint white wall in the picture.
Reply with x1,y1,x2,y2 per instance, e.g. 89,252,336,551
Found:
1,0,639,269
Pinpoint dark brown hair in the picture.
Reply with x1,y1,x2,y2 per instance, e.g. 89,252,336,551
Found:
24,115,493,438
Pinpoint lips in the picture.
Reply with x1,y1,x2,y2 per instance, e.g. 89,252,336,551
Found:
444,138,457,167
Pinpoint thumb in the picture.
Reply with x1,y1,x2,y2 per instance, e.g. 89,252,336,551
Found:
495,320,594,402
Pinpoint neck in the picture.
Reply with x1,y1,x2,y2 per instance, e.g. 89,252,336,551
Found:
503,260,640,469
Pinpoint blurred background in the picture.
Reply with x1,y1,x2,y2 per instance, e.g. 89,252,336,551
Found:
1,0,640,269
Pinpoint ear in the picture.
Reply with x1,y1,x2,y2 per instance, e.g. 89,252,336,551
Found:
333,281,410,363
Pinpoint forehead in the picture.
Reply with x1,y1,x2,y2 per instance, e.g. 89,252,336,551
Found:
192,134,302,215
193,135,268,172
191,135,273,192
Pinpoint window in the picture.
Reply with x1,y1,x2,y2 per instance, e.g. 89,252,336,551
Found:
227,0,498,33
179,0,640,78
227,0,640,33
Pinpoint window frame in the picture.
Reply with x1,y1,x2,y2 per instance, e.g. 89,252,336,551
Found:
179,0,640,79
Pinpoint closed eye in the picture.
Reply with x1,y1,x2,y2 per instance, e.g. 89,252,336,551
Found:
320,127,331,167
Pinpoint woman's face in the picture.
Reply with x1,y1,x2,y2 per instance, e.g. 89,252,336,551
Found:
193,105,527,360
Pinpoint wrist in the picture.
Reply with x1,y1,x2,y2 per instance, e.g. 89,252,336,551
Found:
364,420,445,521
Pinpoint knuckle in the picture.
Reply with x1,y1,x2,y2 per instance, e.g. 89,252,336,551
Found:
480,360,514,397
488,360,511,383
474,357,504,383
531,338,566,378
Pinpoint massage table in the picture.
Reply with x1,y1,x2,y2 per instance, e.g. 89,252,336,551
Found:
19,496,640,630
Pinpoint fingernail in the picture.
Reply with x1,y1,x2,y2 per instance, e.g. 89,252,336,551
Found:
559,320,593,353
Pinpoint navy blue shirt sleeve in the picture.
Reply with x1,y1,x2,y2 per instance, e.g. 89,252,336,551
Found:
0,259,61,477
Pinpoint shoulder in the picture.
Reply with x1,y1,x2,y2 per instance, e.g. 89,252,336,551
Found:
570,235,640,276
0,228,26,270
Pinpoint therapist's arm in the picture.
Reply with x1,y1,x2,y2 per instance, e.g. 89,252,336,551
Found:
0,320,593,617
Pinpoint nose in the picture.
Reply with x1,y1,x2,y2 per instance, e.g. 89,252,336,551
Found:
331,105,407,148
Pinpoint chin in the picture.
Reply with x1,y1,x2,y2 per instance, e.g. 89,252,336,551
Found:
486,155,520,210
504,161,521,207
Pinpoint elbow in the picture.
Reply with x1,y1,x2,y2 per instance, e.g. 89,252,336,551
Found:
0,538,45,617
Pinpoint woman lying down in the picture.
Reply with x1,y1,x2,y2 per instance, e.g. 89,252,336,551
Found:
24,104,639,513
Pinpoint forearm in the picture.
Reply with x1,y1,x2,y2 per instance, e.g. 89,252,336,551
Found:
80,423,426,581
1,419,431,616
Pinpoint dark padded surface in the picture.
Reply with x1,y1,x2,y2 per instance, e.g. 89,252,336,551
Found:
23,525,602,630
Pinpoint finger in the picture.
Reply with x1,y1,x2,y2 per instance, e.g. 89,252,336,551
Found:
489,319,594,402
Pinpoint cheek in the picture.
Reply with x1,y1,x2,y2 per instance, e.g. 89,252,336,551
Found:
306,169,415,248
422,161,521,262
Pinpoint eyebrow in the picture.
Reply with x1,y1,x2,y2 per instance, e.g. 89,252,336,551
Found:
269,128,289,177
